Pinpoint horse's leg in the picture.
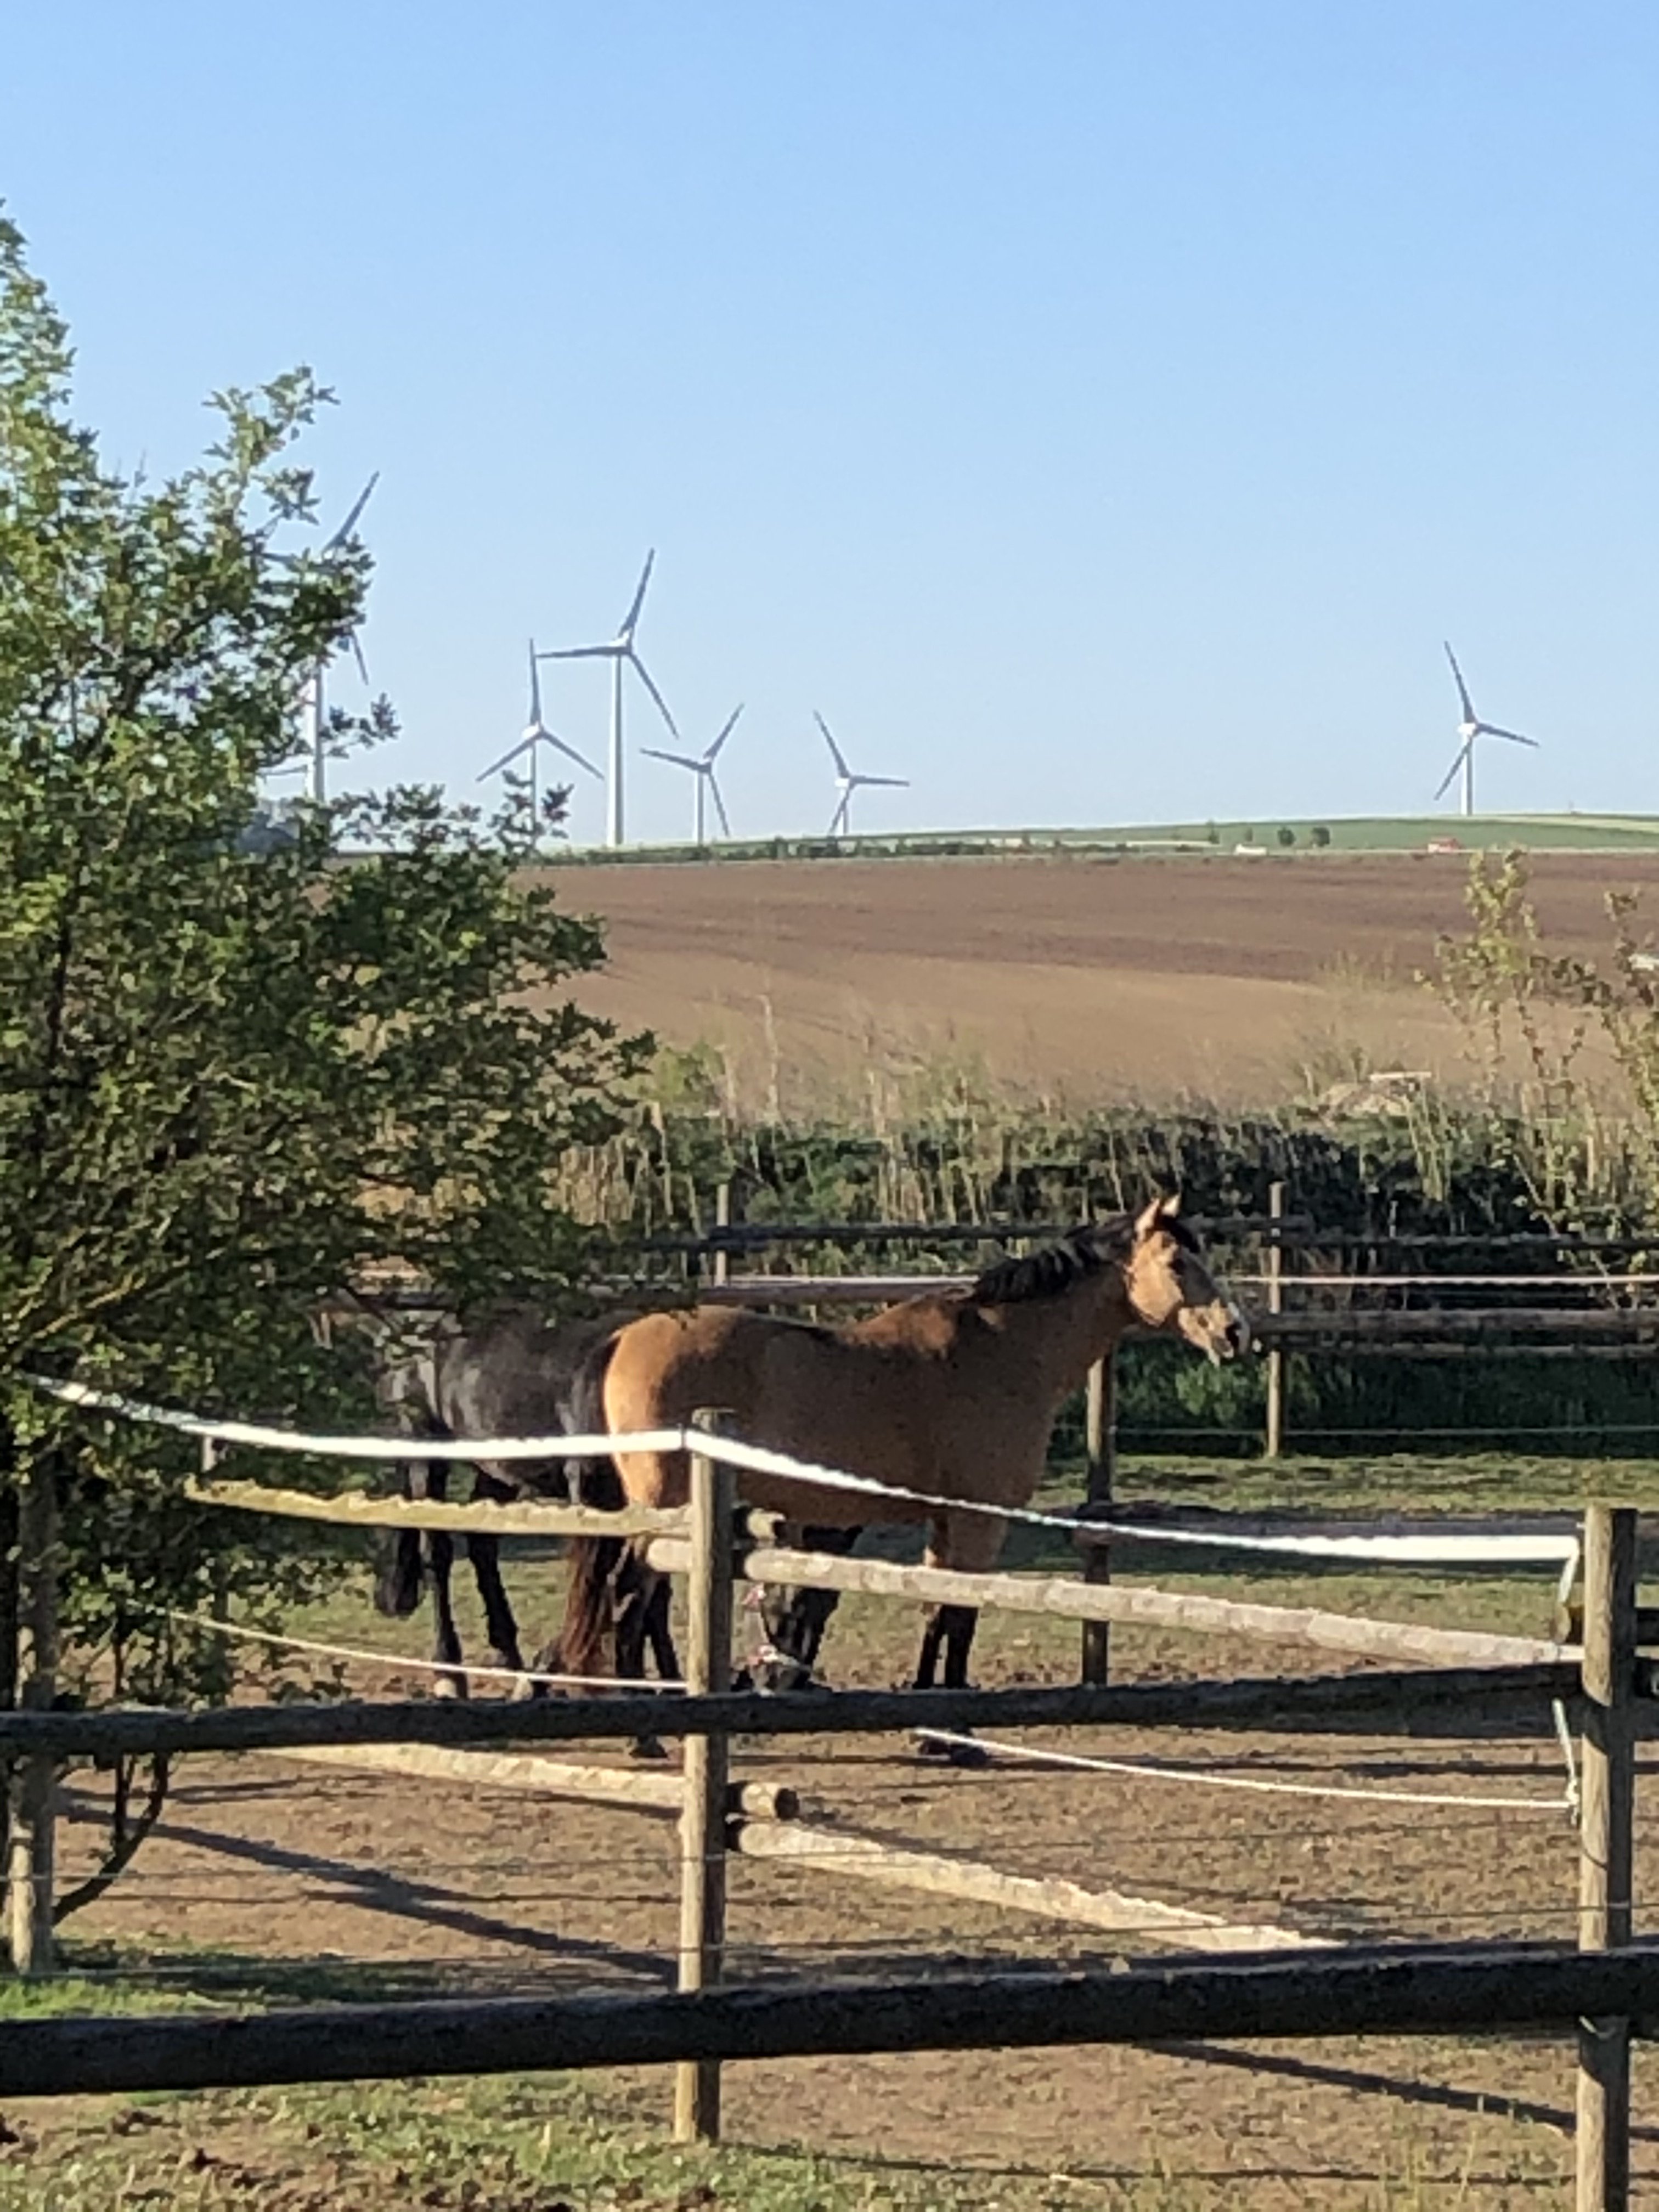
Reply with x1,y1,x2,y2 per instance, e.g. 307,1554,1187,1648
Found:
424,1466,468,1700
914,1604,986,1764
751,1525,859,1692
467,1528,526,1683
612,1543,670,1760
644,1571,680,1681
916,1512,995,1765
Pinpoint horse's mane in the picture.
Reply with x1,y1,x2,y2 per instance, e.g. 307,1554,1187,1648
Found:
968,1210,1199,1308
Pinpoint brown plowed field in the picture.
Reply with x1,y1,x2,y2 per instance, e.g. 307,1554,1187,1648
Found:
550,851,1659,1106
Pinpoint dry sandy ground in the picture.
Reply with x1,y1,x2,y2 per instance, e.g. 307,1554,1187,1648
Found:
546,851,1659,1107
41,1598,1655,2205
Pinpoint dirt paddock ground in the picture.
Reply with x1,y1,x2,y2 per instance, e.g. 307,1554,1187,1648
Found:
32,1571,1655,2205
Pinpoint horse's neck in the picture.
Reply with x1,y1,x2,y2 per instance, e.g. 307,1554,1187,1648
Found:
987,1269,1137,1407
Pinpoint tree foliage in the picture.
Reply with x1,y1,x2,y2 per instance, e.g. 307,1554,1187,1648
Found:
0,213,650,1922
1436,848,1659,1229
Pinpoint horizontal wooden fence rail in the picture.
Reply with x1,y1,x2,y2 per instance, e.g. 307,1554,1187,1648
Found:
732,1820,1327,1953
266,1743,799,1822
4,1940,1659,2101
0,1662,1587,1764
1259,1310,1659,1343
637,1214,1315,1256
646,1538,1578,1672
691,1280,1659,1345
185,1477,689,1542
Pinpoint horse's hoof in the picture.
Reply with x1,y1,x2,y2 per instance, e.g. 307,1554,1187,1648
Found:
630,1734,669,1762
915,1731,986,1768
433,1673,468,1702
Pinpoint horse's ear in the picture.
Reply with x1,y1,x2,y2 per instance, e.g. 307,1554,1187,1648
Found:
1133,1197,1165,1242
1159,1192,1183,1220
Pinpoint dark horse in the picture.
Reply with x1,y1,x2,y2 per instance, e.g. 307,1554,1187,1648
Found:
365,1302,678,1698
548,1199,1245,1710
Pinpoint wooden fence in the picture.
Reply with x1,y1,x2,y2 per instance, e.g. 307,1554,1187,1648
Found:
666,1179,1659,1465
0,1381,1650,2205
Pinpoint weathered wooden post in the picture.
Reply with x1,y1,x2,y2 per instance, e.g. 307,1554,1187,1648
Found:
1079,1356,1116,1686
7,1459,60,1975
674,1410,736,2145
1263,1180,1285,1460
1576,1503,1637,2212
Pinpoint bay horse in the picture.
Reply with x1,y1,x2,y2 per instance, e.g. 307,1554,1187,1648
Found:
549,1197,1245,1712
368,1304,677,1698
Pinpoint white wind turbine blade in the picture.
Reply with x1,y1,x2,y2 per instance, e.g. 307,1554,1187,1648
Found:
539,730,602,778
814,711,852,780
628,649,680,742
619,549,656,641
1444,641,1477,726
527,639,544,724
828,792,850,836
709,772,732,839
706,704,743,764
853,774,908,789
1480,724,1539,748
1434,740,1472,803
539,641,617,662
324,472,380,554
641,746,699,771
478,735,535,782
348,630,370,686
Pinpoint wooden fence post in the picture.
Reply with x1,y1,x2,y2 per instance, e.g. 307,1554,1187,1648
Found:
7,1460,59,1976
674,1411,736,2145
1576,1503,1637,2212
1079,1357,1116,1686
713,1181,731,1291
1264,1180,1285,1460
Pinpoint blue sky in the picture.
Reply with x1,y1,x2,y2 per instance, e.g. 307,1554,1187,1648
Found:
4,2,1656,843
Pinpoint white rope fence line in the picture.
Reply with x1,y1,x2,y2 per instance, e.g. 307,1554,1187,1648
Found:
32,1374,1583,1569
156,1609,682,1696
911,1730,1576,1817
31,1376,678,1464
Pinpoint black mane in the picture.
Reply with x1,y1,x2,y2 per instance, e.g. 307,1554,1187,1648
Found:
969,1210,1198,1308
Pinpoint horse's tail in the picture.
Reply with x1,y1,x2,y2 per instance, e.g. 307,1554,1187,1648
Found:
544,1327,629,1681
374,1465,425,1618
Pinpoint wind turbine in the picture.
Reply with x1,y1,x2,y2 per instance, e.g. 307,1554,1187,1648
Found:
539,551,678,848
815,712,908,838
642,704,742,845
1435,643,1539,818
477,641,601,847
306,473,379,804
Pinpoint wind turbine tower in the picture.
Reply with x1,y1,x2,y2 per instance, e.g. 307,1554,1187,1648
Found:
540,551,679,847
642,705,742,845
477,642,601,845
1436,643,1539,818
815,712,909,837
307,473,378,804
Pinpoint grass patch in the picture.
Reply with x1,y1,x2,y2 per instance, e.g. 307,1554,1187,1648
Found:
0,2043,1250,2210
0,2045,1572,2210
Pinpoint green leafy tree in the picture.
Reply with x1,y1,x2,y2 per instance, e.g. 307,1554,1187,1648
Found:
0,214,650,1926
1435,849,1659,1230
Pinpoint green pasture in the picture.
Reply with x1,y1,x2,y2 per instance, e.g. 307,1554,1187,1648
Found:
552,811,1659,865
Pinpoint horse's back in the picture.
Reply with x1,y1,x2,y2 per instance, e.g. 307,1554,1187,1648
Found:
603,1305,946,1523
